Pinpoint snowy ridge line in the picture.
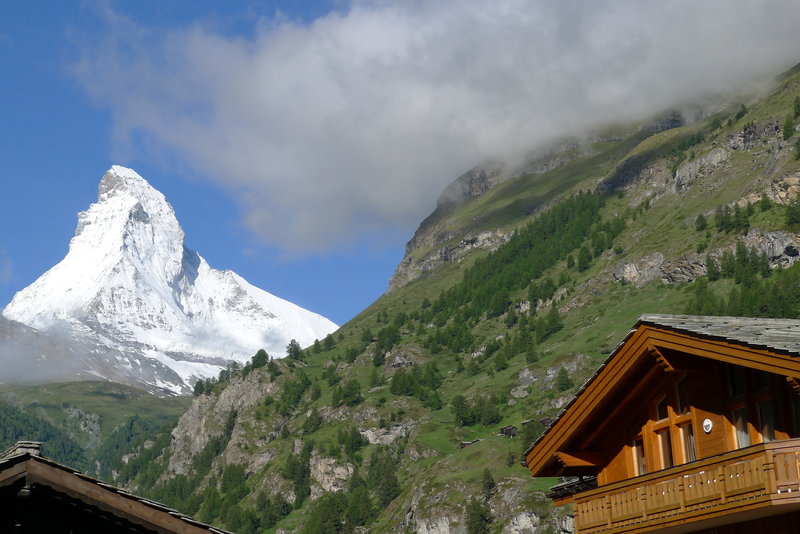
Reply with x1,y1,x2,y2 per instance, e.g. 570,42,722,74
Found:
3,166,337,394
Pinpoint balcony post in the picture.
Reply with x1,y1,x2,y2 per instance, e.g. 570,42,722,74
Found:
638,486,647,521
604,495,611,527
717,465,727,504
764,450,777,495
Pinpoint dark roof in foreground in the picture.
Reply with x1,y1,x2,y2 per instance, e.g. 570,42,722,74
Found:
0,441,232,534
637,314,800,356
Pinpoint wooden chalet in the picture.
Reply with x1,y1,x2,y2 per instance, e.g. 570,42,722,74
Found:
0,441,230,533
500,425,519,437
524,314,800,534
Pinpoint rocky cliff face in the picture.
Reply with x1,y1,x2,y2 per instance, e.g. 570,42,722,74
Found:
390,230,512,291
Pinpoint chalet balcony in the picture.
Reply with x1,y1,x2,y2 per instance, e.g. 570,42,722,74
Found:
573,438,800,534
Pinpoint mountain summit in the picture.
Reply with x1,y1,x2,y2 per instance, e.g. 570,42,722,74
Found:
3,166,337,394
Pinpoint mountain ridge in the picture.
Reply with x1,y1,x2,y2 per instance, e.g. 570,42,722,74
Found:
3,166,337,394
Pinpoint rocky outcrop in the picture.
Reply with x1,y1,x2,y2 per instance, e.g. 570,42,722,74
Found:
614,229,800,287
612,253,665,287
741,171,800,207
539,355,590,391
390,230,511,291
596,155,672,196
674,148,729,192
438,165,507,207
728,120,782,150
659,255,708,284
399,477,570,534
742,229,800,268
167,369,280,476
386,346,423,369
62,403,103,449
362,423,408,445
309,455,353,498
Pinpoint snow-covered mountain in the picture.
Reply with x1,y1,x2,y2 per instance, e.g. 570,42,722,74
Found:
3,166,337,394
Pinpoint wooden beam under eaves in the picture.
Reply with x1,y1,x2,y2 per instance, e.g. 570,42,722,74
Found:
650,346,703,373
553,451,602,468
787,377,800,395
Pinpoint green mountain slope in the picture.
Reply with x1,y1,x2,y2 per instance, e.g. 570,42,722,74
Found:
113,66,800,534
0,381,190,476
7,66,800,534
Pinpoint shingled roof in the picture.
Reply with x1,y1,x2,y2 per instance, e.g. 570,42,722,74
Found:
0,441,232,533
637,314,800,356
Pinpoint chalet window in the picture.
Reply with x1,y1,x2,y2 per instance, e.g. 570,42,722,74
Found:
633,438,647,476
728,366,745,397
643,380,696,473
726,366,780,446
758,400,776,442
676,379,690,415
754,370,771,391
656,398,669,421
733,407,751,448
794,396,800,437
680,423,697,462
657,429,674,469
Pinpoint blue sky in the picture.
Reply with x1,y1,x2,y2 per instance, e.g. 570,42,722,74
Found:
2,1,800,326
0,2,403,326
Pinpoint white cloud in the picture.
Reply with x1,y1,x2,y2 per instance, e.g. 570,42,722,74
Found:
73,0,800,251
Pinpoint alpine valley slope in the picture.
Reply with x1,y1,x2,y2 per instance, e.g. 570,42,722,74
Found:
2,166,337,395
95,66,800,534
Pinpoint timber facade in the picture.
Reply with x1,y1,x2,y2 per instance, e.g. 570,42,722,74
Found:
525,314,800,534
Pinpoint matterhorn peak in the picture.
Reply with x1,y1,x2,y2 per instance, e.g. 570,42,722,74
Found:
3,166,337,394
99,165,154,198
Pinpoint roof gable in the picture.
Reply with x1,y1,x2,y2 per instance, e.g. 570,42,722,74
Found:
0,442,230,533
524,314,800,477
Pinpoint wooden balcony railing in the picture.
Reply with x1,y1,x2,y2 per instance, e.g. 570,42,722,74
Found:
573,439,800,534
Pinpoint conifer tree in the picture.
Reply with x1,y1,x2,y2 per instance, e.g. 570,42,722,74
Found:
785,115,796,140
760,193,773,211
555,368,573,391
465,498,492,534
577,246,592,271
286,339,304,360
695,213,707,231
706,254,720,281
482,469,496,500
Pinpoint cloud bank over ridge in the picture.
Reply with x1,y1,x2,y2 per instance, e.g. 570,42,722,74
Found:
73,0,800,252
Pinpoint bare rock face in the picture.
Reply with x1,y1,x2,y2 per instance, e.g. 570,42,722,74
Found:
167,369,279,476
310,455,354,498
438,165,508,207
510,386,530,399
596,158,672,196
742,229,800,268
612,253,664,286
362,424,408,445
62,403,103,449
517,367,536,387
390,230,511,291
674,148,729,192
767,172,800,206
402,479,468,534
728,120,782,150
386,346,422,368
414,517,462,534
659,255,707,284
540,355,589,391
